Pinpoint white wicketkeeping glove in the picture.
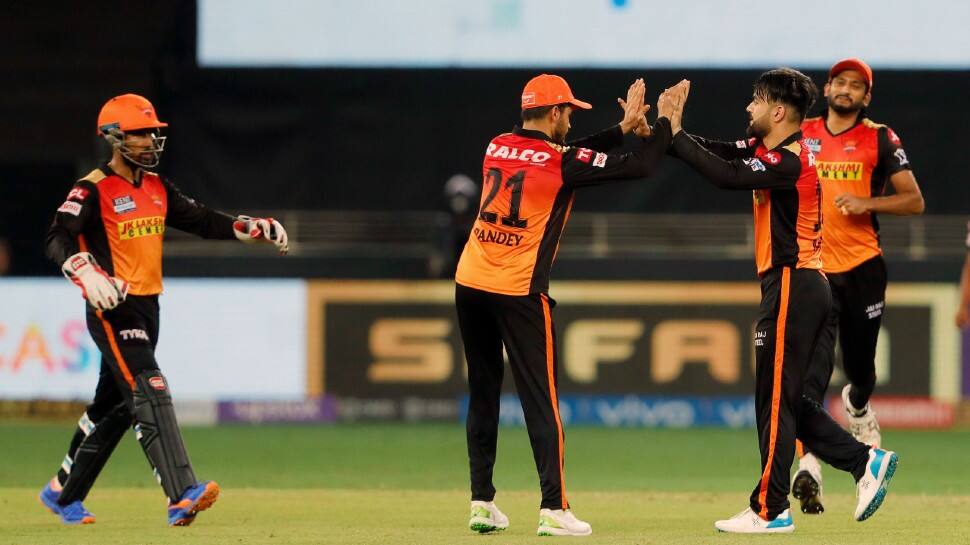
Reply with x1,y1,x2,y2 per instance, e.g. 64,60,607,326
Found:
61,252,129,311
233,215,289,255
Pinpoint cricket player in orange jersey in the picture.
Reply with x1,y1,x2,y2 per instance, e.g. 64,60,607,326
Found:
457,75,679,536
792,58,924,515
40,94,288,526
666,68,897,533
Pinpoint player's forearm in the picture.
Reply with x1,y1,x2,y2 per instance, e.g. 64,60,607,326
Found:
45,226,77,267
862,191,925,215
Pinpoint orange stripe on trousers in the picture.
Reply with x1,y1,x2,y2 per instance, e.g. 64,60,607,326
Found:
758,267,790,519
96,310,136,390
796,439,805,458
541,294,567,510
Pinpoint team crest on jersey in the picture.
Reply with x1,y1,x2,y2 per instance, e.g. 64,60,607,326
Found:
804,138,821,153
843,140,857,153
576,148,593,163
113,195,137,214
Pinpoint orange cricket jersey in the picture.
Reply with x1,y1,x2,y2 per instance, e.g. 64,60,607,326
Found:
750,138,823,275
801,115,911,273
455,131,574,295
456,122,672,295
48,164,237,296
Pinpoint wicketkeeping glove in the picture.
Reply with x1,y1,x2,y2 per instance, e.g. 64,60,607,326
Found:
233,215,289,255
61,252,129,311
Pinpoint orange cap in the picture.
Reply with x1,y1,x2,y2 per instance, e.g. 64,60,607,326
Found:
521,74,592,111
96,94,168,135
829,58,873,90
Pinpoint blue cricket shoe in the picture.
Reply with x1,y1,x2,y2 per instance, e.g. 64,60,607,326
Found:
168,480,220,526
39,483,95,525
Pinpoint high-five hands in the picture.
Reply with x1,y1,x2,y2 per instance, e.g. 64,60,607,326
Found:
658,80,691,135
618,78,652,137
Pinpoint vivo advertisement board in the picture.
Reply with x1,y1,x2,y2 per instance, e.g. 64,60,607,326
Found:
0,278,306,401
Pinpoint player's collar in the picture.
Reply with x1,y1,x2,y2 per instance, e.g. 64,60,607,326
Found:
512,125,555,142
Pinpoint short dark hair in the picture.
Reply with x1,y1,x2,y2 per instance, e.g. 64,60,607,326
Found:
752,68,818,122
521,103,568,122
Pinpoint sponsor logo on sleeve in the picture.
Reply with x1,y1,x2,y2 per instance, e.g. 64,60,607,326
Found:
887,128,901,145
804,138,821,153
148,376,166,390
761,151,781,165
592,152,607,168
57,201,83,216
576,148,593,163
112,195,137,214
742,158,766,172
894,148,909,166
67,188,89,201
735,138,758,149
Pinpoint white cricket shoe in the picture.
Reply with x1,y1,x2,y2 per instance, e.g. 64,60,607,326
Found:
842,384,881,447
469,500,509,533
855,447,898,521
537,508,592,536
715,507,794,534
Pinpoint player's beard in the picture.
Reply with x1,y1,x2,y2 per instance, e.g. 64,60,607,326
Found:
746,113,770,139
827,94,865,115
551,115,569,144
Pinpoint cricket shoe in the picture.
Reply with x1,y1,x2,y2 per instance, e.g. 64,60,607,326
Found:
537,508,591,536
469,500,509,533
842,384,881,447
715,507,794,534
855,448,898,521
792,452,824,514
168,480,220,526
39,483,95,524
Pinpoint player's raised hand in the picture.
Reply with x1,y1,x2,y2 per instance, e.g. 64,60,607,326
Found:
618,78,651,136
659,80,690,134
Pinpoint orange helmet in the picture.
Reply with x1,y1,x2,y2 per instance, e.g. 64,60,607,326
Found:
97,94,168,135
97,94,168,169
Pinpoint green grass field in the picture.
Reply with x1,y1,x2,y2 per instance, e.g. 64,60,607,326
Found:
2,423,969,544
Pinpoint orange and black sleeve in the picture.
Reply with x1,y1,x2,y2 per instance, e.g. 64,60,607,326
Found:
46,180,100,267
671,132,799,190
562,117,672,187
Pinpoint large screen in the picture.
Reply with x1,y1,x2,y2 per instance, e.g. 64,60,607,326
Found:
199,0,970,69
